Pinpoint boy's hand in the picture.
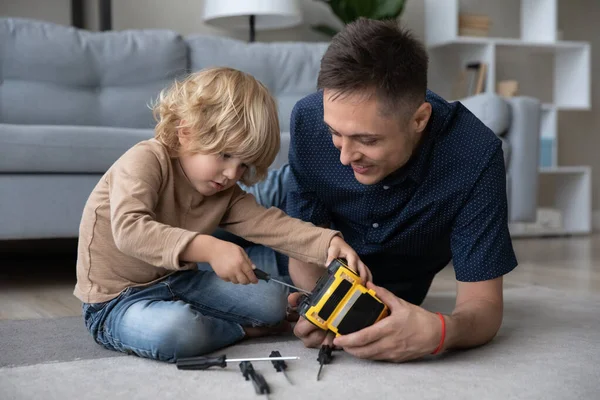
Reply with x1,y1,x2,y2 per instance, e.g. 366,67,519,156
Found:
326,236,372,284
207,239,258,285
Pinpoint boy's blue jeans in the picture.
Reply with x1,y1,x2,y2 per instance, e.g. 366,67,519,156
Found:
83,165,292,363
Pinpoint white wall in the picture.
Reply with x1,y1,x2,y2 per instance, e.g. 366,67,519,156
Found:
0,0,70,25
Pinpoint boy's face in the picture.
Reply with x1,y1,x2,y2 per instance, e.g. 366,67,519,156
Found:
178,148,248,196
323,89,431,185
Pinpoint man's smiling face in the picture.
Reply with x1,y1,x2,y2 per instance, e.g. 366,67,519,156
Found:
323,89,424,185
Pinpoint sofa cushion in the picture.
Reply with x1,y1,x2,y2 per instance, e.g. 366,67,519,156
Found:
0,123,153,173
0,18,187,129
186,35,328,132
459,93,511,136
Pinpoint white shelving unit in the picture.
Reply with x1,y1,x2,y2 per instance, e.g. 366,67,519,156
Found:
424,0,592,237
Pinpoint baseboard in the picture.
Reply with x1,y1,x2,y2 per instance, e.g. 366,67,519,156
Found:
0,238,78,257
593,210,600,232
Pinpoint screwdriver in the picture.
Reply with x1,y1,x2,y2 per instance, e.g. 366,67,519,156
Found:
269,350,293,385
176,354,299,370
253,269,312,295
240,361,271,398
316,345,334,381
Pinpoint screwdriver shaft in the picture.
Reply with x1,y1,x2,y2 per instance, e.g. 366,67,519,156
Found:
254,269,312,294
283,370,293,385
228,356,299,362
269,278,312,295
317,363,324,381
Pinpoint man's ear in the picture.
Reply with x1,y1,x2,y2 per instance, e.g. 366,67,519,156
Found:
411,102,432,133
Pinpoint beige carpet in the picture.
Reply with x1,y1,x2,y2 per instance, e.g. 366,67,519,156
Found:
1,286,599,399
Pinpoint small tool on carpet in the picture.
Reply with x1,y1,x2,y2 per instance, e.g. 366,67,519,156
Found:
269,350,292,385
176,354,298,370
316,345,334,381
240,361,271,398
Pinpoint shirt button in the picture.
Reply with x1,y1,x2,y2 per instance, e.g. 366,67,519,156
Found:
372,223,379,228
383,185,390,190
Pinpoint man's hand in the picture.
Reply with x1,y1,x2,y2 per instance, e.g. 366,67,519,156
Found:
332,282,442,362
288,292,334,348
327,236,372,284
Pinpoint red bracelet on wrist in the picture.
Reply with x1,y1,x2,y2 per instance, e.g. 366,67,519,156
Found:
431,312,446,355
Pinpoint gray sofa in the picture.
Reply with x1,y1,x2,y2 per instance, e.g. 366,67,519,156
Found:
0,18,539,240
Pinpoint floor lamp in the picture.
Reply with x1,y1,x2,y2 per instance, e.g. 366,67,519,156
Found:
203,0,302,42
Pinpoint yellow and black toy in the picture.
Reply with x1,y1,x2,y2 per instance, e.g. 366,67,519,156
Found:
297,259,389,336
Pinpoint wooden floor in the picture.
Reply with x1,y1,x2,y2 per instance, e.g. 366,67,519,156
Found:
1,235,599,320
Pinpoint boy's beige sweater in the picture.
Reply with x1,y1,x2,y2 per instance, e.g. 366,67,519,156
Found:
74,139,338,304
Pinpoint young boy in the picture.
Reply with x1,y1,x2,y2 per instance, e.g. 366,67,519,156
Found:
74,67,368,363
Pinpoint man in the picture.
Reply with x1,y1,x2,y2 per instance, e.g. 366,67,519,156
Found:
234,17,517,362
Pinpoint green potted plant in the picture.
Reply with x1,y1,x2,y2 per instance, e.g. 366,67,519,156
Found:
313,0,407,37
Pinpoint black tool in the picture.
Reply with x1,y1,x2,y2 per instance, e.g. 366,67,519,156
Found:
253,269,312,294
239,361,271,397
176,354,298,370
269,350,292,385
316,345,334,381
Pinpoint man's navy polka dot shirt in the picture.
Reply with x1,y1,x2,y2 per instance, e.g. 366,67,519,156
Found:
285,90,518,304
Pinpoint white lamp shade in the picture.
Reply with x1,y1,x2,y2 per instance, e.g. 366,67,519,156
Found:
203,0,303,30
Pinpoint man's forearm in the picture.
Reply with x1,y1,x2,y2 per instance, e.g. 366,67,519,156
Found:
442,298,503,351
289,258,327,291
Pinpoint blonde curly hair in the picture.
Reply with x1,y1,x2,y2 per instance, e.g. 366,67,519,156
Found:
152,67,280,185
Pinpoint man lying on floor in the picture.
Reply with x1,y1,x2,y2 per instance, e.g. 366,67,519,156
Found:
223,18,518,363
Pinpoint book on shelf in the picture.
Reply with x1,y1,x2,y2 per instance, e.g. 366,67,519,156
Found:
458,13,491,37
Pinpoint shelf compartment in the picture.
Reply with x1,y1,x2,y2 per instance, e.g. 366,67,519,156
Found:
425,0,559,46
428,42,495,100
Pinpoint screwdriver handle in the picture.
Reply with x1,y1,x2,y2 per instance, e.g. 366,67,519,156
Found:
176,354,227,370
253,269,270,282
239,361,270,394
251,372,271,395
269,351,287,371
317,345,333,365
239,361,255,380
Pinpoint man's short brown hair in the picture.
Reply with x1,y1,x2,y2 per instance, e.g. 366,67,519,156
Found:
317,18,428,115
